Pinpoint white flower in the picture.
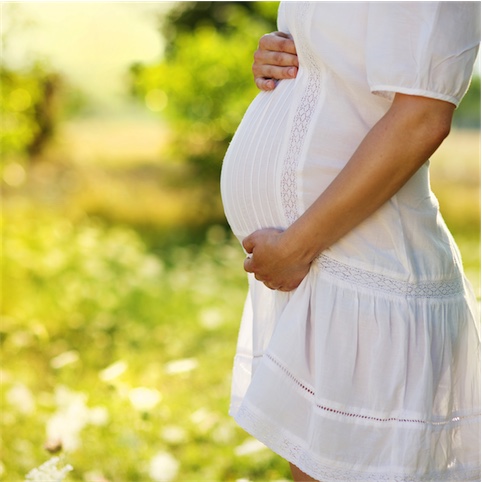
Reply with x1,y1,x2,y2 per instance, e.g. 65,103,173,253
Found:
149,451,179,482
25,457,73,482
82,470,110,482
50,351,79,369
190,408,218,433
46,389,90,452
212,422,236,444
234,438,268,456
199,308,223,329
164,358,198,375
128,387,162,412
161,425,187,444
88,406,109,426
99,360,128,382
6,383,35,415
46,386,109,452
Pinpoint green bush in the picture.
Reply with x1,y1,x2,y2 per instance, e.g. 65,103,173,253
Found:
130,2,278,181
1,64,63,160
453,75,481,129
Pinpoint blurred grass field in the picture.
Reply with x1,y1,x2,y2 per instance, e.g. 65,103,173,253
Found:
1,121,480,481
430,129,480,294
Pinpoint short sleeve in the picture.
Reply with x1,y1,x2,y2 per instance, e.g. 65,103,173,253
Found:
366,2,480,107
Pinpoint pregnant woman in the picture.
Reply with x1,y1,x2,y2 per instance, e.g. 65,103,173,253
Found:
220,3,481,481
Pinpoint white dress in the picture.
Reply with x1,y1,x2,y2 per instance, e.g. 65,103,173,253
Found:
220,2,481,481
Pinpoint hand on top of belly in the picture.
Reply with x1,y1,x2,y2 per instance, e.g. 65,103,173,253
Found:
242,228,311,292
253,31,298,91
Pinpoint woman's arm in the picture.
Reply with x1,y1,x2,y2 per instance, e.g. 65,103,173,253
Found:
243,93,455,291
253,31,299,91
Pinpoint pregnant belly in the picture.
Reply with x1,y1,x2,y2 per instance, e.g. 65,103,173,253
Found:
220,80,297,241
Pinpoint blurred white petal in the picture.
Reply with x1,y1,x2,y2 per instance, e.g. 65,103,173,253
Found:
190,407,218,433
6,383,35,414
25,456,73,482
149,451,179,482
46,386,108,452
199,308,223,329
129,387,162,412
89,406,109,426
235,438,268,456
165,358,198,375
99,360,128,382
51,351,80,369
161,425,187,444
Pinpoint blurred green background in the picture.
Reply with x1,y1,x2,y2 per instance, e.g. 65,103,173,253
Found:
1,2,480,481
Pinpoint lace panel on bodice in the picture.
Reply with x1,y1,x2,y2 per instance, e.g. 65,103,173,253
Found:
281,2,322,225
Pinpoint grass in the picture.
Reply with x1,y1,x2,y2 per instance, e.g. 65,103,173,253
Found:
1,119,479,481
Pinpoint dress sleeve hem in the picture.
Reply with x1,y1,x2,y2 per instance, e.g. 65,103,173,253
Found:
370,85,460,108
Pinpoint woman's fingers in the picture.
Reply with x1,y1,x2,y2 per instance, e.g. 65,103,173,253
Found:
253,31,299,90
242,235,255,254
253,63,298,82
244,255,254,273
258,32,298,56
255,77,278,91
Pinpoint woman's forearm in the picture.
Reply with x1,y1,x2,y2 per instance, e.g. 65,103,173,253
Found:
282,93,455,264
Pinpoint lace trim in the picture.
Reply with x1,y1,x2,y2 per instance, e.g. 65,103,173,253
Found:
266,353,480,427
235,403,481,482
281,2,322,225
316,254,464,298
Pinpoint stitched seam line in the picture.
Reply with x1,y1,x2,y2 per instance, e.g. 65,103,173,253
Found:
265,353,479,426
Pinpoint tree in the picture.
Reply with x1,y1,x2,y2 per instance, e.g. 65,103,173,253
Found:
130,2,278,181
1,63,63,161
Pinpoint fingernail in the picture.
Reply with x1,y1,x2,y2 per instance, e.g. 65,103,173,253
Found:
288,67,296,77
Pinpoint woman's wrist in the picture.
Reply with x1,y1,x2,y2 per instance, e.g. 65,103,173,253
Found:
282,218,327,266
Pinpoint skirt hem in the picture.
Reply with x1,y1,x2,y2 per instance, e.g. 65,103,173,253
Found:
231,401,481,482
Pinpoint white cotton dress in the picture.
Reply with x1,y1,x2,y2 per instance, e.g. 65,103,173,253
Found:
220,2,481,481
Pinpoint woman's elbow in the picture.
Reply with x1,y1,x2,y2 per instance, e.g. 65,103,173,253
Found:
392,93,455,146
429,110,453,147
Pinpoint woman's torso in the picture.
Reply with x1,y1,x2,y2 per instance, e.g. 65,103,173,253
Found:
220,2,463,283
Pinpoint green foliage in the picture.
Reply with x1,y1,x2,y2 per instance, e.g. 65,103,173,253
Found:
453,75,481,129
130,2,278,180
161,1,279,51
1,64,63,160
1,211,293,480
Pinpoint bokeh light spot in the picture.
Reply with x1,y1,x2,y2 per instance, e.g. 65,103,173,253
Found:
145,89,168,112
9,88,32,112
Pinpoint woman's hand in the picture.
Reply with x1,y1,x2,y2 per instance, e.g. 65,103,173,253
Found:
253,31,299,91
242,228,311,291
